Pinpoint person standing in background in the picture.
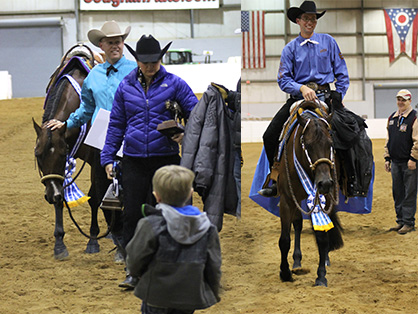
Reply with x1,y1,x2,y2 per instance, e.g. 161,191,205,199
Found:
384,89,418,235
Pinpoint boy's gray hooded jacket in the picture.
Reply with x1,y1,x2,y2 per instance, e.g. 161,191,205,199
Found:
126,203,222,310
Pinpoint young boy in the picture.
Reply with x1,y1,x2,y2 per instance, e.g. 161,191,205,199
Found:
126,165,222,314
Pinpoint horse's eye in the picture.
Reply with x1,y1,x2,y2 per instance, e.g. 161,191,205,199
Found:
34,148,42,157
304,142,313,150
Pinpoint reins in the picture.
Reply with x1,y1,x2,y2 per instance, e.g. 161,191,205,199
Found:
37,160,113,241
64,198,113,241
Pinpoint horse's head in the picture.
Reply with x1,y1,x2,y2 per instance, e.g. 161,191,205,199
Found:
33,118,68,204
297,106,335,195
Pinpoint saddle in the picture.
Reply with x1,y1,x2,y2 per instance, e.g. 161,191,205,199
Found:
46,44,104,94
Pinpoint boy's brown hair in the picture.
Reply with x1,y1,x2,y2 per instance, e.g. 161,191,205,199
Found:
152,165,195,207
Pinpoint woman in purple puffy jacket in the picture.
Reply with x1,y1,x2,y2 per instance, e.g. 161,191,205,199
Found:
101,34,198,289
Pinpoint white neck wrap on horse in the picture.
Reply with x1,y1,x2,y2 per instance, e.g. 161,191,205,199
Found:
293,124,334,232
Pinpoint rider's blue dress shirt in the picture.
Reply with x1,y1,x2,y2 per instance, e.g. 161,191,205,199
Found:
66,55,137,129
278,32,349,99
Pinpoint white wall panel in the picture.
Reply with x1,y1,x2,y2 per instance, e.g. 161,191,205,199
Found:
333,35,358,54
344,56,362,78
364,36,387,53
315,1,361,9
265,13,285,35
241,81,285,109
364,0,417,8
242,0,284,11
316,11,358,34
265,38,285,56
242,59,279,81
363,10,386,33
0,0,73,11
366,57,418,78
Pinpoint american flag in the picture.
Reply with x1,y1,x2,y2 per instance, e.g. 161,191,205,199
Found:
241,11,266,69
384,8,418,64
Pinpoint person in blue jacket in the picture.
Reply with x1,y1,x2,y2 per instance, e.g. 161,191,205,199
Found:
101,34,198,289
259,1,349,197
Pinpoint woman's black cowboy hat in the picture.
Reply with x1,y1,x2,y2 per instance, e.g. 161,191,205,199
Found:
125,34,172,63
287,1,326,24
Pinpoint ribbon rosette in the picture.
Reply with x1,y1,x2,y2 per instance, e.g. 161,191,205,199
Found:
63,158,90,208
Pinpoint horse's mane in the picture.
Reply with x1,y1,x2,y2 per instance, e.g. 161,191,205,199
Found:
42,61,87,124
300,110,329,145
42,74,70,123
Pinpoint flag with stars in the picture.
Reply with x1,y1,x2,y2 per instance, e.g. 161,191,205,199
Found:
384,8,418,64
242,10,266,69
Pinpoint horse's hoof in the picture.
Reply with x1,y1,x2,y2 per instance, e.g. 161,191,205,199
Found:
314,278,328,287
280,270,294,282
85,241,100,254
54,249,69,260
114,250,125,264
292,267,310,275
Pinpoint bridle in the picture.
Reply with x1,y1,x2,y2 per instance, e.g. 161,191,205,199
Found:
284,112,339,216
300,117,335,172
35,129,67,186
40,173,65,184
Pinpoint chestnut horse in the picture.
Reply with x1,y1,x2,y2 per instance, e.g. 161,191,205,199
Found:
277,101,343,287
33,45,105,260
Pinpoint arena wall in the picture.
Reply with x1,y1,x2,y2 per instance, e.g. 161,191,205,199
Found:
0,0,241,97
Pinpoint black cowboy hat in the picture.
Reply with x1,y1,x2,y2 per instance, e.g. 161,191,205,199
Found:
287,1,326,24
125,34,172,63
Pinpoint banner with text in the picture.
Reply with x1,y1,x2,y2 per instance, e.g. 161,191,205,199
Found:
80,0,219,11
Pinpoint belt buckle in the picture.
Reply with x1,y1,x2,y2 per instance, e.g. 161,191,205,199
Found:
306,82,318,91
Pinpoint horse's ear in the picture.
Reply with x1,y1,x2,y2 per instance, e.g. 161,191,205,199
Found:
33,118,42,137
296,109,308,126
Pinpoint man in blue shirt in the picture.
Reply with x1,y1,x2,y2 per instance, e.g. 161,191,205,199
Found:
47,21,137,258
259,1,349,197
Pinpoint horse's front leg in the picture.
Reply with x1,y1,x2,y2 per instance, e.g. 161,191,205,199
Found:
278,201,293,282
292,213,303,270
53,202,69,260
314,230,329,287
85,187,100,254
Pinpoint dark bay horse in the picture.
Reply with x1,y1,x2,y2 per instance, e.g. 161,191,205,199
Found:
277,100,343,287
33,45,104,260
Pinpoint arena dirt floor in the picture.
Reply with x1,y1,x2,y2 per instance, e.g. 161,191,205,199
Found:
1,97,417,314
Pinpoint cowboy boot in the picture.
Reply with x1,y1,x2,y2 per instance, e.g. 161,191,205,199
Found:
258,160,280,197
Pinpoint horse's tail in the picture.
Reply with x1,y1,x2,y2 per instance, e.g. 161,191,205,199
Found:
328,210,344,251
